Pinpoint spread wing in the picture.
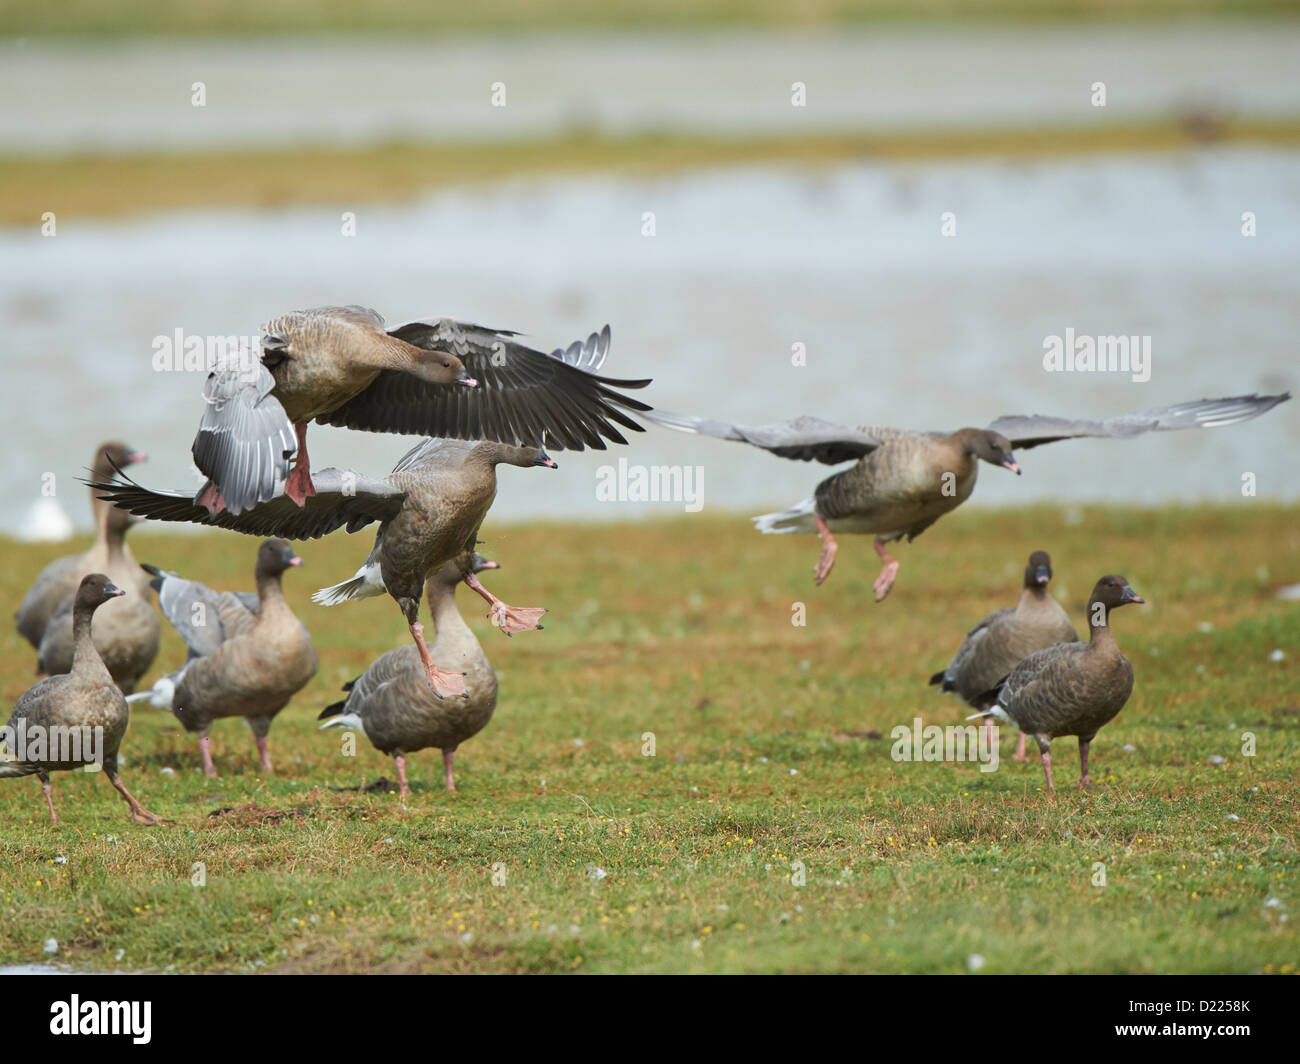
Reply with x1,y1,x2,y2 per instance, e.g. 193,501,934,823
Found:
987,393,1290,450
85,466,407,541
190,350,297,514
645,409,880,465
318,321,652,451
144,567,258,658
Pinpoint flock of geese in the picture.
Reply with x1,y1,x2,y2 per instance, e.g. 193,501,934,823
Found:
1,304,1289,821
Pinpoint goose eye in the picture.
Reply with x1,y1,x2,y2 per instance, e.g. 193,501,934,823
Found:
442,360,451,368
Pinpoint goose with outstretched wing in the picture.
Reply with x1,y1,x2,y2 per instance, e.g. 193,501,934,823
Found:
192,309,651,515
647,393,1290,600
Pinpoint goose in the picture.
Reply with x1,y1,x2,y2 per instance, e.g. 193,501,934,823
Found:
92,438,554,699
133,539,317,778
646,393,1289,599
193,311,651,514
15,441,150,650
1,574,165,825
930,550,1079,761
319,551,501,794
968,574,1144,791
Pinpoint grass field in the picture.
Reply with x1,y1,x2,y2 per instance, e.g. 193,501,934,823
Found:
0,505,1295,973
2,0,1295,38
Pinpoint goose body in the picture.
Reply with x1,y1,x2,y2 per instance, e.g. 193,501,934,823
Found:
1,575,164,825
647,393,1289,599
319,552,500,793
971,574,1144,790
145,540,317,777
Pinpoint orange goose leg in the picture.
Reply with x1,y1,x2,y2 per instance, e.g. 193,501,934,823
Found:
442,749,457,792
813,514,838,585
1039,749,1055,791
107,772,166,825
1013,731,1029,762
409,621,468,698
255,736,273,774
871,537,901,602
38,773,60,825
464,573,547,636
199,734,220,779
1079,740,1093,788
394,754,411,797
284,422,317,507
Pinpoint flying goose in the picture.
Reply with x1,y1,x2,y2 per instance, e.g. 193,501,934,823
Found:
1,574,165,825
930,550,1079,761
133,539,317,778
94,438,554,699
15,441,150,651
192,309,651,514
319,551,501,794
646,393,1289,599
968,574,1144,791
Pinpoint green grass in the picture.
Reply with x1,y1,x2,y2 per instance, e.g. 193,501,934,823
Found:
2,0,1297,38
8,119,1300,228
0,505,1296,973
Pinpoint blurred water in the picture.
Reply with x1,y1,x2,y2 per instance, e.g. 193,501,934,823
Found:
3,24,1300,152
1,147,1297,535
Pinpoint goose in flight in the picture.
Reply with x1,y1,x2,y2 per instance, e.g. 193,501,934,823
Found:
647,393,1289,600
193,310,650,514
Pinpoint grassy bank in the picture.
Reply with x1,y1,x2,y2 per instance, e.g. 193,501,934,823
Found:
0,505,1296,973
7,120,1300,228
2,1,1296,38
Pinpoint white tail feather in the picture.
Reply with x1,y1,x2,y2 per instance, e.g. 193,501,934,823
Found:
319,713,365,734
966,706,1012,725
753,497,819,535
313,560,386,606
129,676,176,711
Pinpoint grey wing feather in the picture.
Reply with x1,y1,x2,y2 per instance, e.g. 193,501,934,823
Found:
390,437,477,475
84,466,407,541
191,352,297,514
151,571,257,658
319,320,651,452
645,409,880,465
987,393,1291,450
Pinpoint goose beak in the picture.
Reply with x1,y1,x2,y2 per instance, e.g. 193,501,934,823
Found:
126,449,147,464
536,452,558,469
1122,587,1145,605
458,372,478,388
1034,567,1050,587
105,583,125,598
1002,459,1021,475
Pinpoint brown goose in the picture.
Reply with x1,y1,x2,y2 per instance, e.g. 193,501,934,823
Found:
92,438,554,699
647,393,1288,599
193,311,651,514
930,550,1079,761
318,551,501,794
142,540,317,778
969,574,1144,791
15,441,150,650
1,575,165,825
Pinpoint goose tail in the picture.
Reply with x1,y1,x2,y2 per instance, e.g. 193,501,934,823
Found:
128,676,176,711
0,761,39,779
318,712,365,734
313,560,386,606
753,497,819,535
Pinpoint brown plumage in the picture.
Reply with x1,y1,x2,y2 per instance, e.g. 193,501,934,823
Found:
971,574,1145,791
157,540,318,778
191,309,651,515
930,550,1079,759
318,551,501,794
1,574,165,825
645,393,1289,599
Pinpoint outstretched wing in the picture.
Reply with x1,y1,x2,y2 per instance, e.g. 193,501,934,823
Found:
190,350,297,515
85,466,407,541
318,321,652,452
987,393,1290,451
144,566,258,658
645,409,880,465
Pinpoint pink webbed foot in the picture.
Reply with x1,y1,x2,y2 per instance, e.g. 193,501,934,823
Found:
487,602,547,636
284,422,316,507
197,483,226,516
813,514,838,586
871,538,900,602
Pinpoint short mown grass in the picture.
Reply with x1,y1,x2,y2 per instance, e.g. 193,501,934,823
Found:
0,505,1295,973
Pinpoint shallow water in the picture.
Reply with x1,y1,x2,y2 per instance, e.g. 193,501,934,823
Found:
1,148,1297,537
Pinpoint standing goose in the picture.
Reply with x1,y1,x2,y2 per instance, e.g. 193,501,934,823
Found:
645,393,1289,599
92,438,555,699
319,551,501,794
139,539,317,778
15,441,150,650
968,574,1144,791
1,574,165,825
194,311,651,514
930,550,1079,761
